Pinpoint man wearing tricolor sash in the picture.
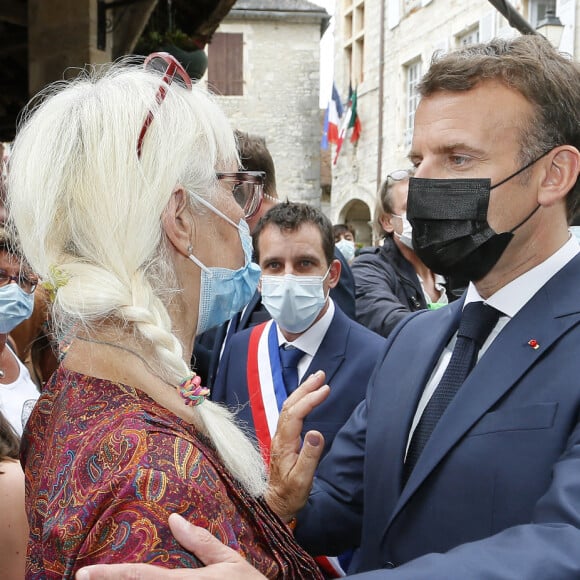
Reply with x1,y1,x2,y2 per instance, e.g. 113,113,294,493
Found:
212,202,386,576
213,202,385,459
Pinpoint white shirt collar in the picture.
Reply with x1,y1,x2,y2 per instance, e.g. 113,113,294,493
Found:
276,298,335,358
465,234,580,318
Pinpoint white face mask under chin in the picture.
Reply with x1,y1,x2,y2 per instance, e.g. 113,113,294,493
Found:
260,267,331,334
392,212,414,250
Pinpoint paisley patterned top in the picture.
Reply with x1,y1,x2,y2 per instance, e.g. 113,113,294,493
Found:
22,367,323,579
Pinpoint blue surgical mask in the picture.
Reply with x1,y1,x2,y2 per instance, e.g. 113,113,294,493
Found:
0,283,34,333
261,268,330,334
335,238,356,263
188,195,261,335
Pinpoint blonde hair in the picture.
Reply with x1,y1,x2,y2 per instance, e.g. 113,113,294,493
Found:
7,59,266,496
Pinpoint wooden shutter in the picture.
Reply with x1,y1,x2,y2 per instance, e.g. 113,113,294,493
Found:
208,33,243,96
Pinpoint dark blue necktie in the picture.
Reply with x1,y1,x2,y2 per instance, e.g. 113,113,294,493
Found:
279,345,305,394
404,302,501,481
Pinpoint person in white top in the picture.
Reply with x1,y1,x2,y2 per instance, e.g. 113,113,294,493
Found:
0,228,39,436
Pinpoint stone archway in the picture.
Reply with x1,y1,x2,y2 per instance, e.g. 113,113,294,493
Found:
339,198,372,247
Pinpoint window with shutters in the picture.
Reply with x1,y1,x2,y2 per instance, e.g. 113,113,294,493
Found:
343,0,365,85
527,0,557,28
207,33,243,96
404,59,422,145
457,26,480,47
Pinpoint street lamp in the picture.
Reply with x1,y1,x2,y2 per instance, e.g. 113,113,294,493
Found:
536,8,564,48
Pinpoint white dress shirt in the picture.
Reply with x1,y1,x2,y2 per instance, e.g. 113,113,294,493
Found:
417,273,449,307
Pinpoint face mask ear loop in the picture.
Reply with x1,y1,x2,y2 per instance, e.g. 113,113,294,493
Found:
489,150,550,235
490,149,552,190
190,191,239,229
188,251,213,276
509,203,541,234
322,264,334,300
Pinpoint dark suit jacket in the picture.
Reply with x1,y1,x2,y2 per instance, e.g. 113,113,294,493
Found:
296,254,580,578
333,245,357,320
211,305,386,457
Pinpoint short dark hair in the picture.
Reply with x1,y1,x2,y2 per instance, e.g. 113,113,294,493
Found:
333,223,355,242
418,34,580,221
253,202,334,266
234,130,277,198
0,411,20,463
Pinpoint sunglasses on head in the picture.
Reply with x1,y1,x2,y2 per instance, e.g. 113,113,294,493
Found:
139,53,264,220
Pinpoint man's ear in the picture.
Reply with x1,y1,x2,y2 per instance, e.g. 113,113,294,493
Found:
537,146,580,208
327,259,341,289
380,213,395,235
161,187,194,256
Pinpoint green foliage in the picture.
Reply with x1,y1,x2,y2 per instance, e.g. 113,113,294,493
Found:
135,29,199,55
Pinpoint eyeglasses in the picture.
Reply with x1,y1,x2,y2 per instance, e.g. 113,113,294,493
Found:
0,269,38,294
217,171,265,219
387,169,413,182
137,52,192,158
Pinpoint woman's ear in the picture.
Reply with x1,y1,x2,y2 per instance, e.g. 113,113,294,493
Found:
162,187,194,257
537,146,580,208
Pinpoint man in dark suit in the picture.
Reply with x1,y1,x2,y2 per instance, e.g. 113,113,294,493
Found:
212,202,385,461
77,34,580,580
267,34,580,578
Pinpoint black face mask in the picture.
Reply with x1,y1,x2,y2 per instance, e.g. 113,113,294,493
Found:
407,152,549,282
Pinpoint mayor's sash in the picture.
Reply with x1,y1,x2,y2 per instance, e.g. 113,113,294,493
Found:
246,320,346,577
246,320,286,465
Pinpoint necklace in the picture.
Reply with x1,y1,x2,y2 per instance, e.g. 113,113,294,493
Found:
74,335,171,385
0,345,11,379
73,336,209,407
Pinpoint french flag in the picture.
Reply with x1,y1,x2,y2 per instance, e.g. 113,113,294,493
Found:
321,83,343,149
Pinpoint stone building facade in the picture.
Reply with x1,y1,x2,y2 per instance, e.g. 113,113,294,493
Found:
329,0,579,245
209,0,329,205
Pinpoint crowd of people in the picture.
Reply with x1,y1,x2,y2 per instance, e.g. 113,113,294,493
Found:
0,32,578,580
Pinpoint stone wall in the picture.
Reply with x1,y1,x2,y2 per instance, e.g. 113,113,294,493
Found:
28,0,112,95
213,16,323,205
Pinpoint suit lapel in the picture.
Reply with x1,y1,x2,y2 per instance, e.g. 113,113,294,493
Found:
386,255,580,532
366,303,462,536
239,291,263,329
303,306,348,383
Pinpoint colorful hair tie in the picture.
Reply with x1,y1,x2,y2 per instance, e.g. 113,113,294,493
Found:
178,374,210,407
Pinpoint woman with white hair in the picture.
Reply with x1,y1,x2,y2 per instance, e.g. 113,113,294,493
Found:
8,54,323,579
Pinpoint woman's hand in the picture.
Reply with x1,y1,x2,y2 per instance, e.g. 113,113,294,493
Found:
266,370,330,521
